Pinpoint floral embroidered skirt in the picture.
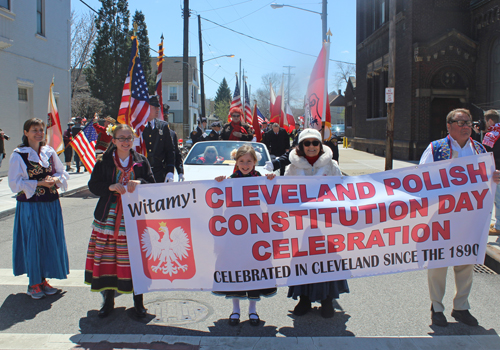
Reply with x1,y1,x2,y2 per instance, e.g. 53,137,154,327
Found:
13,200,69,286
84,203,132,293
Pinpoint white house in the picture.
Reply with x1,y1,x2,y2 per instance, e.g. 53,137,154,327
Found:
152,56,199,139
0,0,71,175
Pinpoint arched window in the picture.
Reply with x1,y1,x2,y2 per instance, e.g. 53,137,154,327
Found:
490,37,500,107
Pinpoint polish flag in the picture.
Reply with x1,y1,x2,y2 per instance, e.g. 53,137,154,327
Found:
304,41,332,140
285,104,296,133
46,79,64,154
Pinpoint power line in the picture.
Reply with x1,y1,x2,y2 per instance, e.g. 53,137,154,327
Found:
197,0,254,13
201,16,355,65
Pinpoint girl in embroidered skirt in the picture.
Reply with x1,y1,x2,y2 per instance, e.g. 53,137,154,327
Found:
8,118,70,299
85,124,155,318
213,144,276,326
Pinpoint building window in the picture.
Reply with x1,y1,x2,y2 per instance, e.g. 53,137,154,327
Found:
18,88,28,101
366,69,388,119
37,0,44,36
380,1,386,25
0,0,10,10
191,86,197,103
169,86,177,100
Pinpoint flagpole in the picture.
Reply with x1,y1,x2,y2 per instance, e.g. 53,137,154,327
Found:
321,31,332,140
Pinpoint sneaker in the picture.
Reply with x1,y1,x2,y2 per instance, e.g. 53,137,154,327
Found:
27,284,45,299
41,280,58,295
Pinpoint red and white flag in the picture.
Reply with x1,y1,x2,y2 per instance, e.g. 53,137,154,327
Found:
285,103,296,132
46,79,64,154
117,35,150,154
304,41,332,140
156,35,165,120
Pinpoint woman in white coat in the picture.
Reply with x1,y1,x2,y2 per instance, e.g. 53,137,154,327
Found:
285,128,349,318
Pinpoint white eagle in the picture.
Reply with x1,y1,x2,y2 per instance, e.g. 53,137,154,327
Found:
141,224,190,276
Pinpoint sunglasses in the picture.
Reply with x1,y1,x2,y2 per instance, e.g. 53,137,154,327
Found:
449,120,472,127
303,140,320,147
114,137,134,142
231,114,241,118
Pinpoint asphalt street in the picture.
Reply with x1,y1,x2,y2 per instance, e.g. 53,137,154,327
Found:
0,189,500,349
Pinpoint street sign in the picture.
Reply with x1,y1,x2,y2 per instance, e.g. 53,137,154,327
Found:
385,87,394,103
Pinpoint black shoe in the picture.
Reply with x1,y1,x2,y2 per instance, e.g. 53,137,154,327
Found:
293,296,311,316
98,290,115,318
228,312,240,326
451,309,478,326
320,297,335,318
133,294,147,318
249,313,260,326
431,305,448,327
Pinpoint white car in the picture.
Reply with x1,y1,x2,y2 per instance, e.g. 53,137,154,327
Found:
182,141,272,181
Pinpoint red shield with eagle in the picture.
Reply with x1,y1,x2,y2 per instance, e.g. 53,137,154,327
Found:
136,219,196,281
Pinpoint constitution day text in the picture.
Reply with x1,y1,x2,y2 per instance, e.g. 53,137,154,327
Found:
122,153,496,294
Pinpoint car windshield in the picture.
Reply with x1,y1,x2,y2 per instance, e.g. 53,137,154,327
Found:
332,124,344,133
184,141,269,166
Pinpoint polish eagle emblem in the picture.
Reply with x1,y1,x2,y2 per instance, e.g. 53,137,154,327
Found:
140,222,191,276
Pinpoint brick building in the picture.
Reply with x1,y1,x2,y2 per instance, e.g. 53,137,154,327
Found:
350,0,500,160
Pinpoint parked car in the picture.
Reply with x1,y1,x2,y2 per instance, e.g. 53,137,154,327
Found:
331,124,345,141
182,141,272,181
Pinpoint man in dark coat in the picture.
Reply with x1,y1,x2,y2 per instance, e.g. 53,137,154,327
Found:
71,117,83,172
63,121,74,171
263,123,290,175
205,121,222,141
190,118,207,145
142,95,176,183
163,107,184,182
221,107,253,141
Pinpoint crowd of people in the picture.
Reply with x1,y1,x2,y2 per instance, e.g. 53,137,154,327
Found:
4,106,500,329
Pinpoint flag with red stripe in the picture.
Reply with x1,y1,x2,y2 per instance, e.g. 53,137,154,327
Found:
244,81,252,124
46,80,64,154
69,122,98,173
230,76,242,110
117,35,150,154
252,104,262,142
156,35,164,120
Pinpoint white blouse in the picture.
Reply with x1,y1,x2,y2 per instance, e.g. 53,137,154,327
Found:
8,145,70,199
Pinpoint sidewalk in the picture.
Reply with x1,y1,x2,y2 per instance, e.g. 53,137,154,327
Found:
0,170,90,219
338,147,500,272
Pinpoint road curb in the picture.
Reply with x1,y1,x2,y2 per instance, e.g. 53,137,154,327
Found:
485,244,500,273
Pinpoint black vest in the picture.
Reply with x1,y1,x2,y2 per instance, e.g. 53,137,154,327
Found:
15,152,59,202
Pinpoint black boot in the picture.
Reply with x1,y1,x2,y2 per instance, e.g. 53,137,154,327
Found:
293,295,311,316
133,294,147,318
98,290,114,318
320,296,335,318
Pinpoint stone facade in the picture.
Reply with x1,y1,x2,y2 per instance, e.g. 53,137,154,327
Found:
352,0,499,160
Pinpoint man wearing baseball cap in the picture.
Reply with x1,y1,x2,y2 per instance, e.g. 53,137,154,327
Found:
206,121,222,141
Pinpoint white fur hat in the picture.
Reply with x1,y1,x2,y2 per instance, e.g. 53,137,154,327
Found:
298,128,322,144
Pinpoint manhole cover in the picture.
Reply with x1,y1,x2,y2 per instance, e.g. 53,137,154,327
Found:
145,299,210,325
474,264,498,274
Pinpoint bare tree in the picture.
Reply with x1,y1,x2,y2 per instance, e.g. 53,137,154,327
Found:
254,72,301,118
71,10,97,98
332,62,356,92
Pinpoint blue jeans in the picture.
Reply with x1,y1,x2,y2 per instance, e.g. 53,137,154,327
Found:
495,183,500,229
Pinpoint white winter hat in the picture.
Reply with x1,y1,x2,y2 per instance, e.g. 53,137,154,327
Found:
298,128,322,144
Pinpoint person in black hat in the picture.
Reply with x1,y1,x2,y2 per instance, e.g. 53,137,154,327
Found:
63,121,74,171
143,95,176,183
190,118,207,145
71,117,83,172
205,121,222,141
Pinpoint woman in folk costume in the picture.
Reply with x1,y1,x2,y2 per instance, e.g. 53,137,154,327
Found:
85,124,155,318
285,128,349,318
8,118,70,299
213,144,276,326
220,107,254,141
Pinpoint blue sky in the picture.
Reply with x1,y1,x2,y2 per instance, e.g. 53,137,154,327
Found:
71,0,356,105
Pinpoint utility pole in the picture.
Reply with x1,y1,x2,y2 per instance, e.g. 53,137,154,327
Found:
242,68,245,104
322,0,327,42
182,0,190,140
198,15,205,121
385,0,396,170
283,65,295,105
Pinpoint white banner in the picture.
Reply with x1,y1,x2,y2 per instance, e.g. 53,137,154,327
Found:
122,153,496,295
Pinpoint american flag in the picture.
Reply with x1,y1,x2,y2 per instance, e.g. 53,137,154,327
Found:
256,107,265,125
244,81,252,124
230,76,242,110
117,36,150,154
156,35,164,120
69,122,98,173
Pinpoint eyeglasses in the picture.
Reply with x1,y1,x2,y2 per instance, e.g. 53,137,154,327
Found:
114,137,134,142
450,120,472,127
303,140,320,147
